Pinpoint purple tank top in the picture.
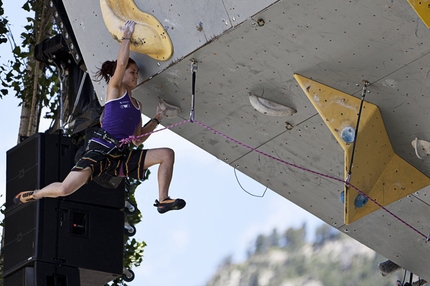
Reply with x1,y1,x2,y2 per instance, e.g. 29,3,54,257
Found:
102,91,141,140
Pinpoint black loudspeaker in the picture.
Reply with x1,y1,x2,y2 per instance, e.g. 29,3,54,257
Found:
6,132,125,210
4,132,126,285
3,198,124,284
4,261,80,286
6,133,62,209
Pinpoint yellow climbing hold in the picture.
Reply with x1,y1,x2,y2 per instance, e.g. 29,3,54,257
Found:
100,0,173,61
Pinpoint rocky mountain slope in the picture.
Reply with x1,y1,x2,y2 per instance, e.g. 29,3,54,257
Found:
206,225,424,286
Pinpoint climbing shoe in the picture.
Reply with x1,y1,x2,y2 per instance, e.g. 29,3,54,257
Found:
378,260,401,277
153,197,186,214
14,191,36,204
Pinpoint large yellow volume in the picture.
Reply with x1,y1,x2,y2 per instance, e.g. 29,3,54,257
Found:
294,74,430,225
100,0,173,61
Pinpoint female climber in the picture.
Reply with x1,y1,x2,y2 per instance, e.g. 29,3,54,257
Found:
14,20,186,214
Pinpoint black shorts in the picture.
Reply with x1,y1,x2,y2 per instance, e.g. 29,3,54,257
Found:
72,139,148,181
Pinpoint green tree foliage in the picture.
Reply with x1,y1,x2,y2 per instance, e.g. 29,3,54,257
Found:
0,1,7,43
255,234,268,254
0,0,9,97
283,223,306,250
268,228,279,248
314,223,340,246
1,0,61,138
1,0,58,103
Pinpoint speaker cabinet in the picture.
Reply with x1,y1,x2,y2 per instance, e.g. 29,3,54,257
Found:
6,132,125,210
3,198,124,282
6,133,62,209
4,261,80,286
4,132,126,285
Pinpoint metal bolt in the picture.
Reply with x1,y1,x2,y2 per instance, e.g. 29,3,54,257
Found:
257,18,265,27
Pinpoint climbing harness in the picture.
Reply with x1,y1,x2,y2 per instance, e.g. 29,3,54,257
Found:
90,128,126,154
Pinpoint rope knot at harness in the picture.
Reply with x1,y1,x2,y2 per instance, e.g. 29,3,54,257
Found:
119,136,135,147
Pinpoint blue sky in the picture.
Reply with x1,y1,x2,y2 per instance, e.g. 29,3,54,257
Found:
0,2,324,285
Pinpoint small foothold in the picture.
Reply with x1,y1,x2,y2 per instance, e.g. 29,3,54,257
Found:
340,191,345,203
362,80,370,86
354,193,368,208
412,137,430,159
341,126,355,143
257,18,265,27
285,122,293,130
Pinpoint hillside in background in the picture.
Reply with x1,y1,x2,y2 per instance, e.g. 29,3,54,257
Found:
206,224,418,286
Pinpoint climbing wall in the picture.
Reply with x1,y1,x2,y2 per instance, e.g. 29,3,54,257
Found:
62,0,430,281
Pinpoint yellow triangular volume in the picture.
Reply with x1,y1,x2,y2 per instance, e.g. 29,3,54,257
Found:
408,0,430,29
294,74,430,224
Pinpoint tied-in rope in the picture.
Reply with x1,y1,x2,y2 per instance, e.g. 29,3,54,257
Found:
120,119,428,240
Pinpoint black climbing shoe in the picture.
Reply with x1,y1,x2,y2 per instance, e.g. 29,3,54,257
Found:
153,197,186,214
14,191,36,204
378,260,401,277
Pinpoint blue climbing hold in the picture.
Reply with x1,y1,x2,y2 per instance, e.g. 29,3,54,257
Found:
341,126,355,143
340,191,345,203
354,193,368,208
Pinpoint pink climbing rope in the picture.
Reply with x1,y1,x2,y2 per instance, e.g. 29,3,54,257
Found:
193,120,428,239
120,119,428,240
119,120,191,146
